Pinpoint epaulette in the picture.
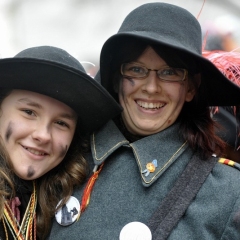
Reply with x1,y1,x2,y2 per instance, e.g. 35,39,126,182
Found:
219,158,240,171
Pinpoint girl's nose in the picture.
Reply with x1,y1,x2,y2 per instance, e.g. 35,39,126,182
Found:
31,124,51,143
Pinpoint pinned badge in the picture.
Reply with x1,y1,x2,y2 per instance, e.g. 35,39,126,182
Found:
119,221,152,240
55,196,80,226
141,159,158,176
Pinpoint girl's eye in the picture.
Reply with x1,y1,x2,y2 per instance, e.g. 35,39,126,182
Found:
55,120,69,128
23,109,35,116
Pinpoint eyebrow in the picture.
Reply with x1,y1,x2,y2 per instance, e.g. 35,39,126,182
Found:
18,98,77,121
58,113,77,121
18,98,42,109
130,61,169,68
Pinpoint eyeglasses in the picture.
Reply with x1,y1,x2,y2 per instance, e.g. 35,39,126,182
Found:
121,62,188,82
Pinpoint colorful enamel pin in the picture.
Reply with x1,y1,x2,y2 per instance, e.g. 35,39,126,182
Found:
141,159,158,177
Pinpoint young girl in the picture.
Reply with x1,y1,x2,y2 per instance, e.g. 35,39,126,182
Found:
0,46,120,239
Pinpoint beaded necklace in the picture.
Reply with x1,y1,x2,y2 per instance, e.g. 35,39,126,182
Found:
2,181,37,240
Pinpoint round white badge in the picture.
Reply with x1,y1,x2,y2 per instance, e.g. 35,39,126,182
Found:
119,221,152,240
55,196,80,226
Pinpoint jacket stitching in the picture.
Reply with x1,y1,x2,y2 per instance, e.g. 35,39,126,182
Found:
92,132,129,161
130,141,187,184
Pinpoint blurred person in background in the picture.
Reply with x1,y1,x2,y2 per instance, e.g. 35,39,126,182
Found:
202,15,240,52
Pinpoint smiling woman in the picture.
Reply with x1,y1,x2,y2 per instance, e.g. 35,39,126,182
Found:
48,3,240,240
0,46,121,240
117,46,196,136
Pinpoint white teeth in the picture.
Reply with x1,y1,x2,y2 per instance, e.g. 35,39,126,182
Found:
136,101,165,109
25,147,45,156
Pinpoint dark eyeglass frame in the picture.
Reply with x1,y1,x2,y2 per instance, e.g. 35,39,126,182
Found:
120,62,188,82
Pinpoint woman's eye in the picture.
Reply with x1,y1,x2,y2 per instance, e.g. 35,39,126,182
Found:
130,66,145,74
23,109,35,116
161,68,176,76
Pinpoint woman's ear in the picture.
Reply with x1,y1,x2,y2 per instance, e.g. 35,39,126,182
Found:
185,73,201,102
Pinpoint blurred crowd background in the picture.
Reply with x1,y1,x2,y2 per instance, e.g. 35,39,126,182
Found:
1,0,240,76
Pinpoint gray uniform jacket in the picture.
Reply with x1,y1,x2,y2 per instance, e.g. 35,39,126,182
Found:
49,120,240,240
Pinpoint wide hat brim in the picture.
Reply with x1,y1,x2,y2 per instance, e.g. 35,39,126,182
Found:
0,58,121,134
99,2,240,106
100,32,240,106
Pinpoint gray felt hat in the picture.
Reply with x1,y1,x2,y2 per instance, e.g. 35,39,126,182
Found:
99,2,240,106
0,46,121,134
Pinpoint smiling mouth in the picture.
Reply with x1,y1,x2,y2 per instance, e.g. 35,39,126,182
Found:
136,100,165,109
23,146,47,156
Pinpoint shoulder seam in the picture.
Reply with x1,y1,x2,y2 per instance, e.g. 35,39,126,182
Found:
219,158,240,171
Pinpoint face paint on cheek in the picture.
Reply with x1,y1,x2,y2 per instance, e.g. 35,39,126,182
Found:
5,122,13,142
120,77,136,100
59,145,68,159
125,77,135,86
27,166,35,178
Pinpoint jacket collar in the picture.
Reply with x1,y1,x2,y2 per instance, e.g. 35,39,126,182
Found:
91,120,189,186
91,120,129,164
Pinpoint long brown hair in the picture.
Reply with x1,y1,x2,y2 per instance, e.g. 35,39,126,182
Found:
109,38,225,159
0,89,14,219
0,89,89,239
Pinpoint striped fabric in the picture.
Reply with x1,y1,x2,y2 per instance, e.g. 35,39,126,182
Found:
219,158,240,171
